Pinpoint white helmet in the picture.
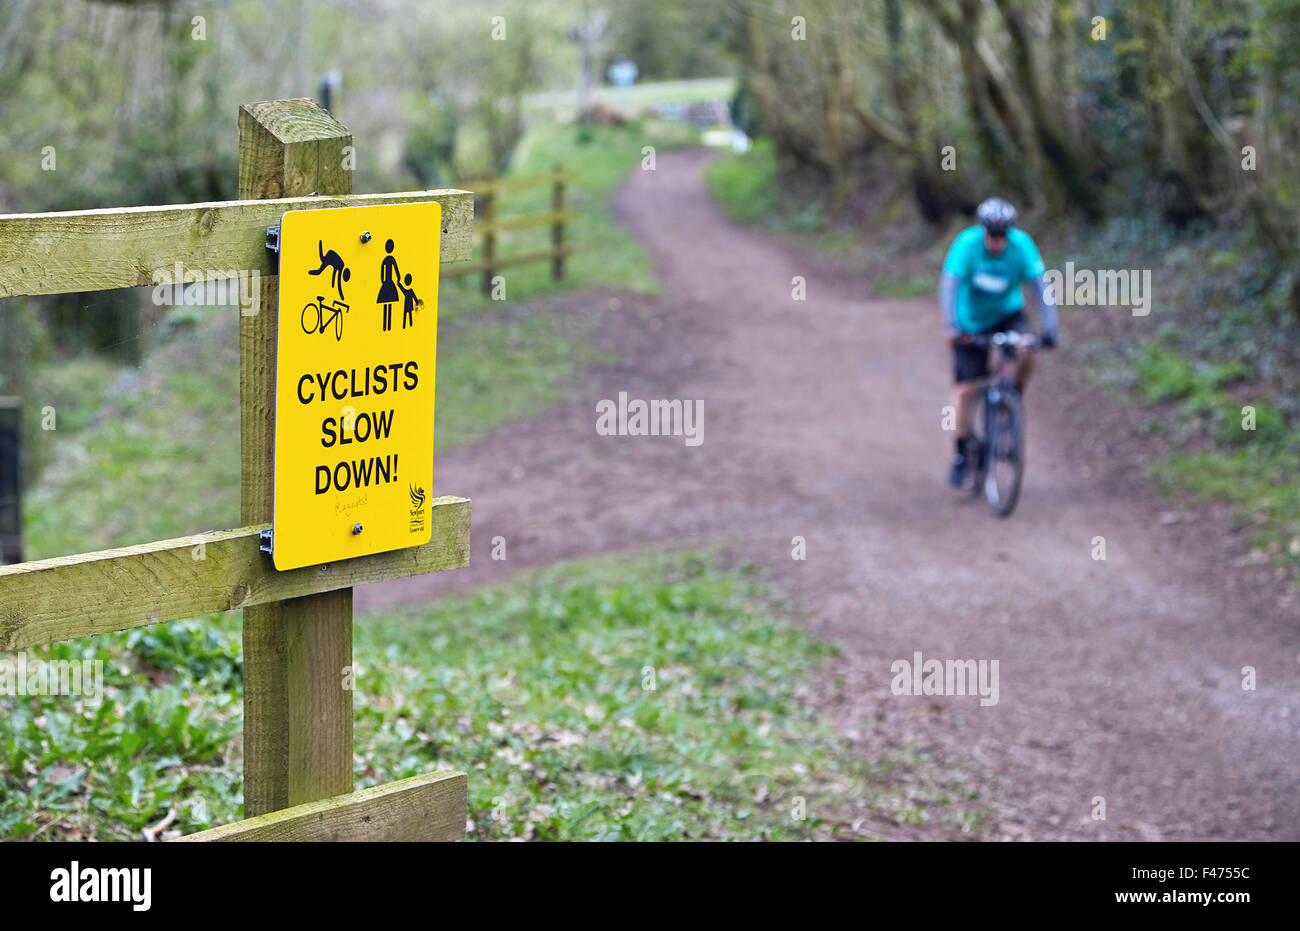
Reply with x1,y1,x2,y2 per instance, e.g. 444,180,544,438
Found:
976,197,1017,235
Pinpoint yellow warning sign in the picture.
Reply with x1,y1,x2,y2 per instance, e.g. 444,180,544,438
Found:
270,202,439,570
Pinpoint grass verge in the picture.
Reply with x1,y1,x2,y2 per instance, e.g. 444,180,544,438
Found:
1059,214,1300,576
702,137,778,226
1081,336,1300,568
0,550,992,841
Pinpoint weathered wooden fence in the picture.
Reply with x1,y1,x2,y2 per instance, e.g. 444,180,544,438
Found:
440,166,574,295
0,98,473,841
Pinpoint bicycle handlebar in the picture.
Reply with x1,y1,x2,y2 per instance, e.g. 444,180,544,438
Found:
962,330,1044,349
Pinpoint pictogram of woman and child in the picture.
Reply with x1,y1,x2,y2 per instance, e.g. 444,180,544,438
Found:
309,237,423,333
376,238,422,332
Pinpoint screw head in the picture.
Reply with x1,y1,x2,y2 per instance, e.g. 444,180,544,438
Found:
360,231,372,243
352,522,363,535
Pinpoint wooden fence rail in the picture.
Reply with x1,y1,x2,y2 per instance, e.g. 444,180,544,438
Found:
175,770,467,842
440,166,574,295
0,98,473,842
0,497,469,652
0,190,472,299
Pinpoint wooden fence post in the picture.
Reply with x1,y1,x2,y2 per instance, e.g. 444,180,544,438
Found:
0,397,21,565
481,189,496,297
551,164,565,282
237,99,355,816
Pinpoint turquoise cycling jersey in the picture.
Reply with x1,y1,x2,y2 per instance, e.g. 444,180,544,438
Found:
941,226,1047,333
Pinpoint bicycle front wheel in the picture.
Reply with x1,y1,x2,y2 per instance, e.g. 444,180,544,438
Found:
984,390,1025,518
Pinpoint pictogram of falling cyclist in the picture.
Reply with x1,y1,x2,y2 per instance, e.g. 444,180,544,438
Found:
302,239,351,340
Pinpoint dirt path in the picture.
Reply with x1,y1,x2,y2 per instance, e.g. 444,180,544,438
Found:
361,149,1299,840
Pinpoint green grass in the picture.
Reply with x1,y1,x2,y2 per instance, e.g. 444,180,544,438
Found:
702,137,778,226
1046,216,1300,575
0,550,993,841
22,306,242,557
435,294,613,451
1049,211,1300,574
0,620,244,840
1155,450,1299,551
1085,338,1300,566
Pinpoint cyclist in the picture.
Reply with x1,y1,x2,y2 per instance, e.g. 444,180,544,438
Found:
940,197,1058,488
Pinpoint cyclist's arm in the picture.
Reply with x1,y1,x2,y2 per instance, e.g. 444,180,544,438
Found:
1031,276,1058,345
939,273,961,337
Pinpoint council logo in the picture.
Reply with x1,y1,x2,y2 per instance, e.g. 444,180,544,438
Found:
408,483,427,532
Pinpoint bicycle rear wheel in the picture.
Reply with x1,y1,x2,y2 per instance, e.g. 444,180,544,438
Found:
983,389,1024,518
302,302,320,335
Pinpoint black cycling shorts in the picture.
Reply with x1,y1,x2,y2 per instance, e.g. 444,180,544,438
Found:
953,310,1030,384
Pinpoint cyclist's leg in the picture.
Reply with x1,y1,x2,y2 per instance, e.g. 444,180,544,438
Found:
1012,346,1036,391
952,380,978,437
953,338,987,434
950,340,988,486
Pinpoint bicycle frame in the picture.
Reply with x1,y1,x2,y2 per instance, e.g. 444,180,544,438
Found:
963,330,1038,516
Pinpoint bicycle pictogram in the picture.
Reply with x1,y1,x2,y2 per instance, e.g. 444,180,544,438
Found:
302,295,349,341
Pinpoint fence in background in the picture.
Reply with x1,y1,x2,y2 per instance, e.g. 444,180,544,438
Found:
440,166,574,295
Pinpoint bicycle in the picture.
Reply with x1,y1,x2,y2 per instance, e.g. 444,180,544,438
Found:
961,330,1046,518
302,295,349,341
